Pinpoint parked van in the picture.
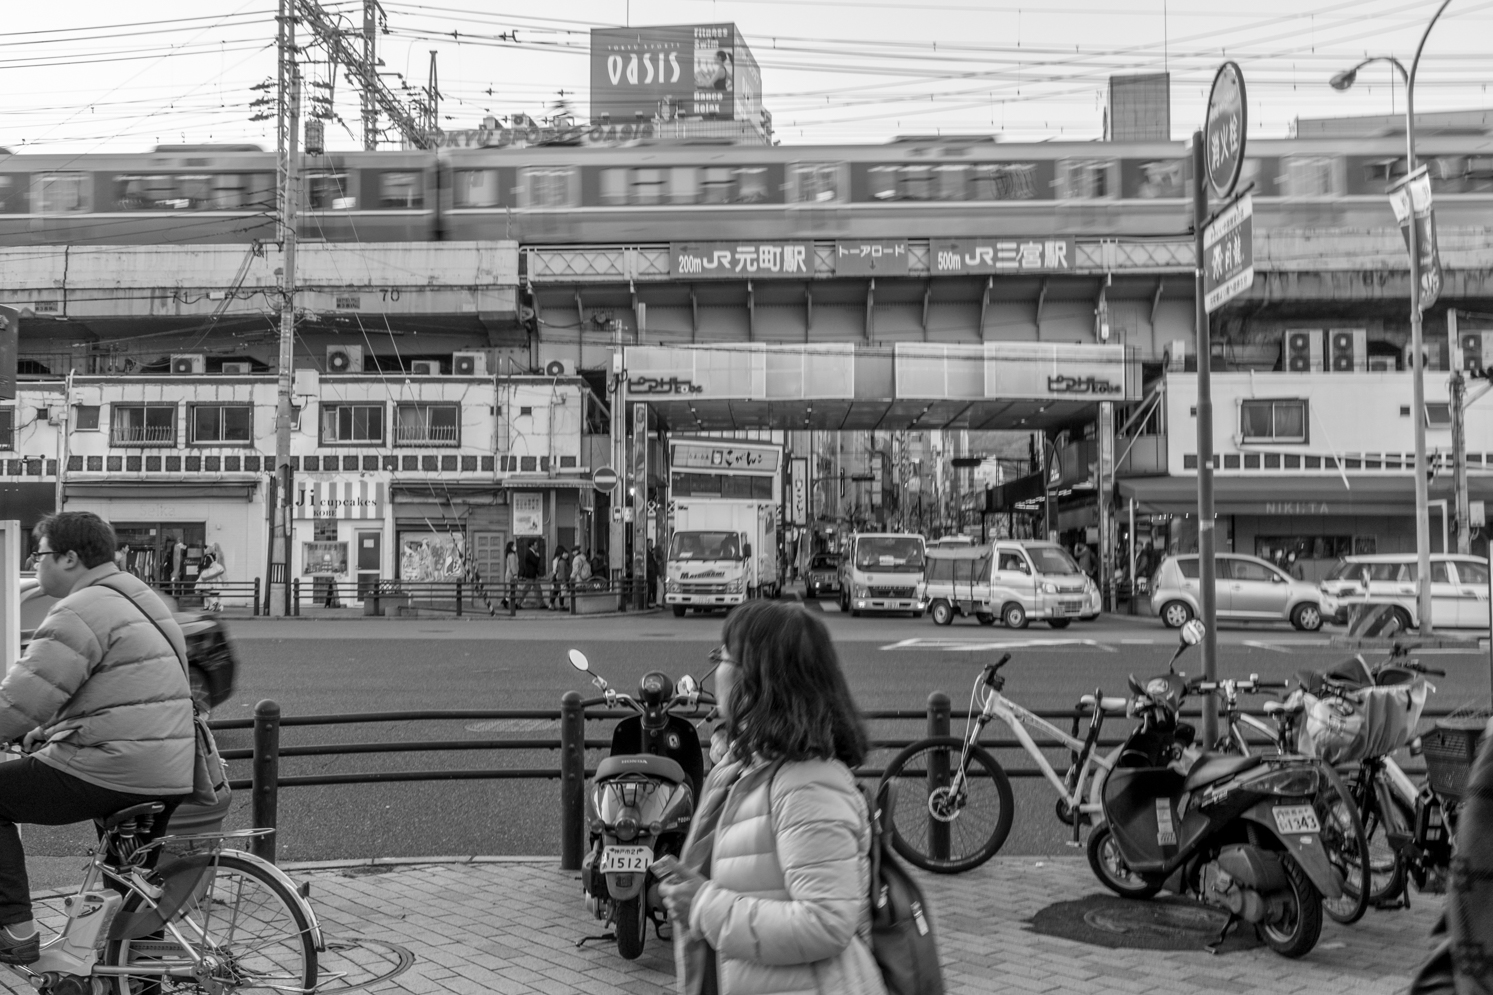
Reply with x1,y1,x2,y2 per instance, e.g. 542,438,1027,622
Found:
1318,553,1490,630
920,540,1100,629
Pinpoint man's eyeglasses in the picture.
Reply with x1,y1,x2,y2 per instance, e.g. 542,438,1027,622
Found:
33,550,63,559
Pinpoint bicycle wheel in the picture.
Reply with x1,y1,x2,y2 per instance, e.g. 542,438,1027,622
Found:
1318,764,1370,925
878,736,1014,874
104,852,318,995
1352,769,1408,906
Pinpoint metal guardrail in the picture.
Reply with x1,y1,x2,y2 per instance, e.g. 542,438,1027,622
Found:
149,578,261,615
285,577,653,616
226,694,1449,867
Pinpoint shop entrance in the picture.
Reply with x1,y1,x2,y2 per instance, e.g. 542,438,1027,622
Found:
356,531,382,598
114,522,206,599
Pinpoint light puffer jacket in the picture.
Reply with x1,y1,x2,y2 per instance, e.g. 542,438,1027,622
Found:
678,757,887,995
0,564,194,796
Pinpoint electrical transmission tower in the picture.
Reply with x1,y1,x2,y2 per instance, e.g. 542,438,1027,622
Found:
294,0,431,149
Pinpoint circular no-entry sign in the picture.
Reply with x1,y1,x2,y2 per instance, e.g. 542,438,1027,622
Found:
592,466,620,493
1205,61,1247,200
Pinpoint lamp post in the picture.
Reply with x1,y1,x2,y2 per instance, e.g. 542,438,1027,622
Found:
1329,0,1451,634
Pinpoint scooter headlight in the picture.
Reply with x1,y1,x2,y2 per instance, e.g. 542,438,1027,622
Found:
1247,766,1320,797
614,815,640,841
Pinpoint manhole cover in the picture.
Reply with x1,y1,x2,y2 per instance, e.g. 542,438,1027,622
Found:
1026,894,1260,952
465,718,559,733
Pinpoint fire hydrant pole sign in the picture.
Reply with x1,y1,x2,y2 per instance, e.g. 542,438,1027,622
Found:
1205,61,1247,200
1203,194,1254,313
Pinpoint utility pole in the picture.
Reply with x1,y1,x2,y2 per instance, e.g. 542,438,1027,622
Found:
1450,308,1471,553
361,0,380,149
1192,130,1219,746
609,321,626,582
272,0,301,616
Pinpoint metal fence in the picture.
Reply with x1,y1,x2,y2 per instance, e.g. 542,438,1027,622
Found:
149,579,262,614
285,576,653,616
224,694,1443,867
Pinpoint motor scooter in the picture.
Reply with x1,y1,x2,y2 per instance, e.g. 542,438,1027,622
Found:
1087,621,1344,958
566,649,711,960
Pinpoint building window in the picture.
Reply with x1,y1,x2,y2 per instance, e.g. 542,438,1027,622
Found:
73,405,100,431
190,404,253,444
111,404,176,446
1239,399,1307,443
1424,403,1452,427
320,403,384,444
395,404,458,445
0,409,12,450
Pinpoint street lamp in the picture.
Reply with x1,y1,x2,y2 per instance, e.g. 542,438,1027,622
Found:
1329,0,1451,634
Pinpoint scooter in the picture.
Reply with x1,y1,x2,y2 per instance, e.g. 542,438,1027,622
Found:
566,649,711,960
1087,621,1344,958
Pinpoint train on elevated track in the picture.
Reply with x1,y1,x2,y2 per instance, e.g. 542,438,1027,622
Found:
1,133,1490,246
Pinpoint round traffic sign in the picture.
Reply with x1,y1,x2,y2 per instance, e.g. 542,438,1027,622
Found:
1205,61,1247,200
592,466,619,492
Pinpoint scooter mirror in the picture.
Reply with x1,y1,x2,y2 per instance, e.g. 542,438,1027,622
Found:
567,649,590,672
1180,619,1206,646
676,674,698,696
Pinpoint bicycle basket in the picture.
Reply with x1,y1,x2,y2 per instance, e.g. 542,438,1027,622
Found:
1422,715,1490,799
1293,681,1429,764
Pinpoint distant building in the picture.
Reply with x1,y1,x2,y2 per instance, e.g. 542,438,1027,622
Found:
1291,107,1493,140
1106,73,1171,142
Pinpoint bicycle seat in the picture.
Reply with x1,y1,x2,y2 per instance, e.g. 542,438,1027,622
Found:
595,754,686,784
1079,694,1128,714
99,802,165,831
1183,752,1263,792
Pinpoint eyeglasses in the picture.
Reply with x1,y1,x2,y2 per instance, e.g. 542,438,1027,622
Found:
34,549,62,559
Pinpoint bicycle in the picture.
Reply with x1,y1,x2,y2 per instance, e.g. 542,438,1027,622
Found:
12,800,320,995
876,652,1131,873
1193,674,1372,926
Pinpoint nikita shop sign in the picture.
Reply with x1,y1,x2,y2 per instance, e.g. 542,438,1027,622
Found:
1202,193,1254,313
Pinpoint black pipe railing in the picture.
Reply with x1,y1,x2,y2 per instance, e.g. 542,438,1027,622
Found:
230,696,1446,868
282,577,652,617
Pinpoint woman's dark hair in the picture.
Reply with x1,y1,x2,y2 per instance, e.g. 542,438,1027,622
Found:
721,601,868,767
34,512,117,568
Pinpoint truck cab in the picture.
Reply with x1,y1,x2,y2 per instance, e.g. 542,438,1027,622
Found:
838,533,927,617
665,528,753,615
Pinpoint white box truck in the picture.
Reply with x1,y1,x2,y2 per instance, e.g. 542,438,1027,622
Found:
664,439,783,616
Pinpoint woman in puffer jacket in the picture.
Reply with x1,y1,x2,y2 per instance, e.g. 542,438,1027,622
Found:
657,601,885,995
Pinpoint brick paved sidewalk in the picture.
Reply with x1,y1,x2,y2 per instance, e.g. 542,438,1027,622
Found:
289,855,1441,995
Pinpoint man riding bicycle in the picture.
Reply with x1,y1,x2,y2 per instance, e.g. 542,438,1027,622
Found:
0,512,194,964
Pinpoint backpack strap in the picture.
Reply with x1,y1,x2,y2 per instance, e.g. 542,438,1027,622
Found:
93,580,191,683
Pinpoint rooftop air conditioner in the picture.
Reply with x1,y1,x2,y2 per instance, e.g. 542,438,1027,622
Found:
326,344,363,373
452,351,487,376
1164,340,1187,372
220,362,253,375
409,360,440,376
170,353,206,375
544,359,573,377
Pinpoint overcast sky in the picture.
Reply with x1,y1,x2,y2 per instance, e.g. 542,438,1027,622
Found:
4,0,1491,154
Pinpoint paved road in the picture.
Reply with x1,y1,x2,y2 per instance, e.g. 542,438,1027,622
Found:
22,609,1493,862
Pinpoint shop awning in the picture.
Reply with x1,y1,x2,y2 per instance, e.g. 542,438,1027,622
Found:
65,479,258,501
1117,475,1493,516
500,476,594,490
391,482,505,504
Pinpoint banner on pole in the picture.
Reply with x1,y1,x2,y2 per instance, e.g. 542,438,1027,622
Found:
1389,166,1442,312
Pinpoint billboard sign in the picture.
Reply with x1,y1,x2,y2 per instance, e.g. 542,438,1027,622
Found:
671,241,813,278
930,237,1075,275
590,24,758,123
835,240,909,276
1202,193,1254,312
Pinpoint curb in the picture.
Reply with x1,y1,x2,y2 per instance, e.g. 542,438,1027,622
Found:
280,855,561,871
222,610,663,622
1330,634,1486,651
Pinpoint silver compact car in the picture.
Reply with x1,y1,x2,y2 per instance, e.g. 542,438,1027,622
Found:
1150,553,1326,631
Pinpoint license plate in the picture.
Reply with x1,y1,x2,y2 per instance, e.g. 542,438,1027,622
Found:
599,846,653,873
1273,805,1321,835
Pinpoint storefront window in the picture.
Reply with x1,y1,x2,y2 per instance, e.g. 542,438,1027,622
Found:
114,523,207,596
1255,535,1358,567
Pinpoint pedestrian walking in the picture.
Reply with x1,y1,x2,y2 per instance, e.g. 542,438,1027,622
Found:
656,600,885,995
195,552,226,612
570,545,592,592
502,541,517,609
646,538,661,607
1075,542,1097,580
549,546,572,610
518,543,543,609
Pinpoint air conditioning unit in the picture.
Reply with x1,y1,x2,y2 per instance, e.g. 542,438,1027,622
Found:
1284,330,1323,373
544,359,573,377
170,353,206,375
452,351,487,376
1327,329,1367,373
409,360,440,376
221,362,253,375
1165,339,1188,372
1460,331,1493,374
326,344,363,374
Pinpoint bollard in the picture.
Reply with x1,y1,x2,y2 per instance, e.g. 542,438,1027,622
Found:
253,577,261,616
569,581,577,616
559,691,587,870
926,691,951,863
509,581,517,618
455,580,463,617
291,579,301,616
251,699,281,864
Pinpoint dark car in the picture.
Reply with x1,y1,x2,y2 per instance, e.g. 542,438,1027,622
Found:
19,576,239,716
804,554,842,599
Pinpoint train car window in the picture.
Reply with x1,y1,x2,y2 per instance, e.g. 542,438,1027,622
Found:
0,175,21,213
307,172,356,209
734,167,768,203
453,168,501,208
632,168,666,205
1363,158,1407,186
1281,156,1339,197
1131,160,1186,199
379,172,423,208
33,172,91,213
700,167,735,204
668,167,698,204
934,165,967,200
208,173,274,210
869,165,935,201
523,167,576,208
789,163,841,203
969,163,1039,200
599,168,628,206
1057,159,1115,199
